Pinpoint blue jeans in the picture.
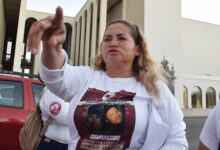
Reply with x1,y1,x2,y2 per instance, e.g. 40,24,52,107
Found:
37,136,68,150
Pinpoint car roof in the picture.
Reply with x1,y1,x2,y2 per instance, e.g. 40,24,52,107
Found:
0,70,42,83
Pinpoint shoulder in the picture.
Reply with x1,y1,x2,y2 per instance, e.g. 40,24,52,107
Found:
215,101,220,111
200,101,220,149
40,89,68,106
207,101,220,122
211,101,220,123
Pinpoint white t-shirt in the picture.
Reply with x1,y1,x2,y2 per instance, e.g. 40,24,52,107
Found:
200,101,220,150
68,69,150,150
40,89,70,144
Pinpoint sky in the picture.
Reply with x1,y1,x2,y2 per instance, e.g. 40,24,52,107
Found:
181,0,220,25
27,0,87,17
27,0,220,26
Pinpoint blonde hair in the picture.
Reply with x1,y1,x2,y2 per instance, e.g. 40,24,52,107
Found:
92,19,160,97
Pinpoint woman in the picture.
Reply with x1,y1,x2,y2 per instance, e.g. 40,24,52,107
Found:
37,89,69,150
27,7,188,150
198,101,220,150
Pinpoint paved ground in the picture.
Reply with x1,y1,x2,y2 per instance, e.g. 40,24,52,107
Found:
184,117,207,150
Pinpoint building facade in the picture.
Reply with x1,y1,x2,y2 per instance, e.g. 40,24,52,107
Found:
1,0,220,111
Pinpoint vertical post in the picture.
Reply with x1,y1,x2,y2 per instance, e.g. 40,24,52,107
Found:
33,43,41,74
70,22,76,63
188,90,191,108
122,0,127,19
13,0,27,72
98,0,107,46
84,7,91,65
79,16,85,65
75,20,80,65
202,91,206,108
90,1,98,58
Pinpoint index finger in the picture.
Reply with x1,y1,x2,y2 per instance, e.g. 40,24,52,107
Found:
54,6,64,26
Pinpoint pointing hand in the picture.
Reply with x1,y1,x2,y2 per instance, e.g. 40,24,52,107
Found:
26,6,66,54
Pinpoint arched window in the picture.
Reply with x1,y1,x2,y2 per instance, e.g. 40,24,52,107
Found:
191,86,202,108
183,86,188,108
206,87,216,108
63,23,72,57
22,18,37,73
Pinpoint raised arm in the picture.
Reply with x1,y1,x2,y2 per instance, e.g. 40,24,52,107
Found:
27,7,66,69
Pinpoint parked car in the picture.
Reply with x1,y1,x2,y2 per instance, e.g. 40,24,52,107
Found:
0,70,45,150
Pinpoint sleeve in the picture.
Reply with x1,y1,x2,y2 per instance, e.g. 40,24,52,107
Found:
156,81,188,150
39,49,91,102
200,102,220,150
40,89,69,125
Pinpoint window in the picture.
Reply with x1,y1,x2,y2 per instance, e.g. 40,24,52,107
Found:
0,80,23,108
206,87,216,108
6,41,12,61
32,83,45,105
191,86,202,108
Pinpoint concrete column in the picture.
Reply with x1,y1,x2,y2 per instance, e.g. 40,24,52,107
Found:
33,43,41,74
202,90,206,108
84,7,91,65
75,21,80,65
90,2,98,58
122,0,127,19
79,16,86,65
0,0,6,65
98,0,107,46
188,90,191,108
13,0,27,72
70,23,76,63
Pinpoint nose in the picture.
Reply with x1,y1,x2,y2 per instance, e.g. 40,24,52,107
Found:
110,38,119,47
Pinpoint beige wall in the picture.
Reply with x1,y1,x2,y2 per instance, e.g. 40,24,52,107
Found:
125,0,144,33
71,0,108,66
107,1,122,25
0,0,6,65
183,74,220,109
144,0,183,106
182,18,220,76
13,7,74,73
13,0,27,72
26,10,74,24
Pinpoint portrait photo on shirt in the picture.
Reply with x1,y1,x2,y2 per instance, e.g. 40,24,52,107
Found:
86,104,125,135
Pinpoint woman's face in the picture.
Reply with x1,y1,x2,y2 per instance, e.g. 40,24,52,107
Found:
106,107,122,125
101,23,138,67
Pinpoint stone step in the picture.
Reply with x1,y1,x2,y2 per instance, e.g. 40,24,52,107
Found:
183,109,212,117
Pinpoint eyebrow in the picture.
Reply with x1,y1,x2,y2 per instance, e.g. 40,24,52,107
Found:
104,34,126,37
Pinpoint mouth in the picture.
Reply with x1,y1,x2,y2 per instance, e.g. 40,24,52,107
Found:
108,49,119,54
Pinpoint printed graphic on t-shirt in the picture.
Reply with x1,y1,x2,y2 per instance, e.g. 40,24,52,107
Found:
74,88,136,150
49,101,61,116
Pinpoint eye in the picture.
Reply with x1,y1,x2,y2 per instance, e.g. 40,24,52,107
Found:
103,37,111,42
118,37,126,40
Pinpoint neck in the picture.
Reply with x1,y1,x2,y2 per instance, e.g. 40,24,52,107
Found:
106,64,134,78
